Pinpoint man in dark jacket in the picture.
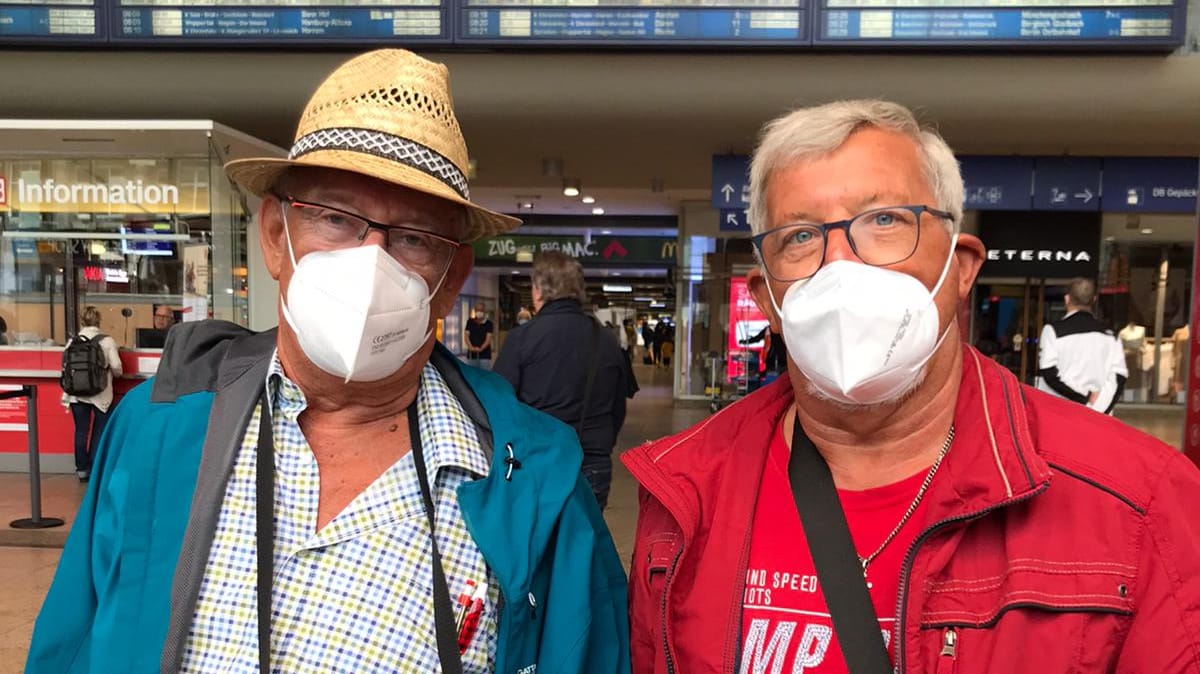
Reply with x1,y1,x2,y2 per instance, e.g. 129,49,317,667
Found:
495,251,628,510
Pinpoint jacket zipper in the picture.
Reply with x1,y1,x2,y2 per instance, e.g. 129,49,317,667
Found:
935,628,958,674
659,544,684,674
892,483,1048,673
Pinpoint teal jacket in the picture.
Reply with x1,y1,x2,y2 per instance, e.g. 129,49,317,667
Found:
27,321,630,674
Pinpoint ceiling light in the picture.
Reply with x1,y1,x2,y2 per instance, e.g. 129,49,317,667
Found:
511,270,520,275
635,297,654,302
582,196,596,204
563,179,581,197
1141,228,1154,235
603,284,632,293
592,207,605,215
518,202,534,210
649,301,666,308
600,229,612,235
612,272,622,276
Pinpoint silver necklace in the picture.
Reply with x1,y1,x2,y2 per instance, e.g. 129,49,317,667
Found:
858,424,955,589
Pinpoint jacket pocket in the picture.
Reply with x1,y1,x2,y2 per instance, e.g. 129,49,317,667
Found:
918,563,1135,673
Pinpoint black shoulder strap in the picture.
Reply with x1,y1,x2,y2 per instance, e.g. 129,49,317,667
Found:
577,318,603,433
788,415,892,674
409,403,466,674
256,392,274,673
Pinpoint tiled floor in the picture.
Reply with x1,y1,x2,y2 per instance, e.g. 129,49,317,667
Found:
0,366,1188,671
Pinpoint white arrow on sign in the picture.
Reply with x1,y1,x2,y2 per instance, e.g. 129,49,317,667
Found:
726,212,740,227
720,184,735,203
1074,188,1094,204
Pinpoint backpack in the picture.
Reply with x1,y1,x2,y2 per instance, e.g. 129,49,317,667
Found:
61,334,109,397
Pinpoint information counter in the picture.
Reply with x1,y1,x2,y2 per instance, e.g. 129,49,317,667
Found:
0,345,162,473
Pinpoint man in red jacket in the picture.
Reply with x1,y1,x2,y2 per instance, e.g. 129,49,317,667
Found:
624,100,1200,674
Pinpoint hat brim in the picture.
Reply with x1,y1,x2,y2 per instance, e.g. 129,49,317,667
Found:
225,149,521,243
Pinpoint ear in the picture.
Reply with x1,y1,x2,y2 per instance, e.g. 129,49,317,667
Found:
259,196,287,282
747,267,783,334
953,233,986,301
432,245,474,319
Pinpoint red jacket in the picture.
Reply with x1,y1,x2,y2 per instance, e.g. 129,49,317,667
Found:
623,346,1200,673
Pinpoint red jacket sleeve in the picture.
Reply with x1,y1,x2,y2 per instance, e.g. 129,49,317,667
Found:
629,485,679,674
1117,452,1200,672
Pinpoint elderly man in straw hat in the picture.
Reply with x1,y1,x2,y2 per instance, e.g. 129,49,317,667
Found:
28,49,630,674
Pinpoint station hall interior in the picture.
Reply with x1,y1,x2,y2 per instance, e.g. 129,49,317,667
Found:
2,7,1200,668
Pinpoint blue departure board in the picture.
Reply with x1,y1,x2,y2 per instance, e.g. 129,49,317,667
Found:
111,0,448,42
457,0,807,44
815,0,1183,46
0,0,102,41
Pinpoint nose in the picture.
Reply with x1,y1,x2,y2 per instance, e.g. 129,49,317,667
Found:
362,227,388,247
823,226,857,264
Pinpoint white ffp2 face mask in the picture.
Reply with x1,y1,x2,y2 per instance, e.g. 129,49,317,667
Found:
280,211,443,383
770,235,958,406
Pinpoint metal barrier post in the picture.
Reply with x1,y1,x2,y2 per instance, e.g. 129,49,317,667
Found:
8,385,65,530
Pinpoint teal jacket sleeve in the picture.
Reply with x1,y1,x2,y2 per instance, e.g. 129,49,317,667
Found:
540,475,632,674
24,394,128,673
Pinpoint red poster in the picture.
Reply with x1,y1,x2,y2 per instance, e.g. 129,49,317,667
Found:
728,277,769,382
0,385,28,432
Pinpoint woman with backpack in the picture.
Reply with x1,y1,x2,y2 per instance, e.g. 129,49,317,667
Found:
61,306,122,482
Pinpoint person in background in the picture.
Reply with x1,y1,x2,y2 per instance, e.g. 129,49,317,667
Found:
464,300,494,369
516,306,533,325
153,303,175,331
623,319,637,360
625,99,1200,673
495,251,628,511
62,306,122,482
28,49,628,674
1037,277,1128,415
641,319,655,365
0,315,9,345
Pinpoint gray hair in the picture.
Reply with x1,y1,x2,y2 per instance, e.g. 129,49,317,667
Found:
532,250,587,304
748,100,963,236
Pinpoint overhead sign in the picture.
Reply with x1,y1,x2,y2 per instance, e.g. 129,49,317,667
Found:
113,1,448,42
459,4,805,44
712,154,750,210
1,173,208,215
474,234,677,266
720,209,750,233
816,4,1182,47
1033,157,1101,211
0,3,100,42
979,212,1100,278
960,156,1034,211
1100,157,1199,214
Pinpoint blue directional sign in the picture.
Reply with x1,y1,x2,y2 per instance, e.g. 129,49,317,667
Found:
960,156,1034,211
1033,157,1102,211
1101,157,1199,213
712,154,751,210
720,209,750,232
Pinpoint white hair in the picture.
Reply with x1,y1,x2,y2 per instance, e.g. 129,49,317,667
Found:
747,100,963,236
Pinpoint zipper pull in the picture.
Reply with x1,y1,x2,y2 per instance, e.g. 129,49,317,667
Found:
939,627,958,658
528,592,538,620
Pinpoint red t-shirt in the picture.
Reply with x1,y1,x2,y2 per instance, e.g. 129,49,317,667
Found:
739,425,934,673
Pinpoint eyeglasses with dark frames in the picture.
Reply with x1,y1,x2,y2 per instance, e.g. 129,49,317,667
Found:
750,205,954,283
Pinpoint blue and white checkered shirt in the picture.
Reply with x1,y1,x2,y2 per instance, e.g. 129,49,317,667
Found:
180,354,499,673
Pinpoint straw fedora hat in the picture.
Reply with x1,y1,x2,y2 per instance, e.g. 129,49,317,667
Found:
225,49,520,242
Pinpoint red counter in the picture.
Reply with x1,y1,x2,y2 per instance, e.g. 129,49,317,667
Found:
0,346,161,472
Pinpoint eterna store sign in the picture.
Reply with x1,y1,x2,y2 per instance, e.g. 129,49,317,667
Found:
979,212,1100,278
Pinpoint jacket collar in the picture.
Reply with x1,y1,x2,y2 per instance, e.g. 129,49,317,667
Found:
623,345,1052,538
535,298,584,316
